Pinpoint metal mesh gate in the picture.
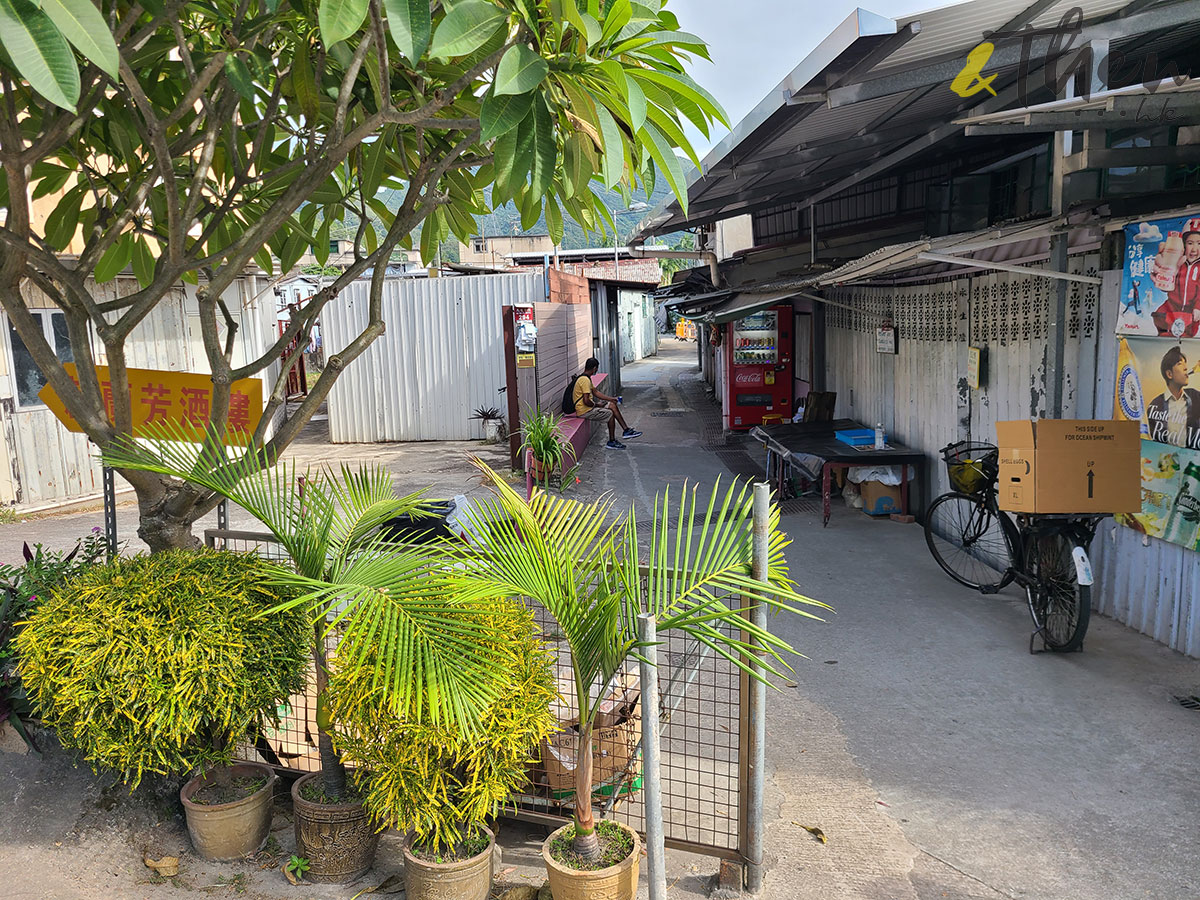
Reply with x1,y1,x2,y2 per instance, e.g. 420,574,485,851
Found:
207,529,750,862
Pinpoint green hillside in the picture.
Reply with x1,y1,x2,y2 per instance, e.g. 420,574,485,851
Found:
334,182,679,255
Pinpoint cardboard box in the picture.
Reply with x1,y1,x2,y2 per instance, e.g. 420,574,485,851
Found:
996,419,1140,514
539,712,642,798
859,480,902,516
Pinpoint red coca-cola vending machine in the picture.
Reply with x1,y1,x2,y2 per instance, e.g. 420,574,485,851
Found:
723,306,793,430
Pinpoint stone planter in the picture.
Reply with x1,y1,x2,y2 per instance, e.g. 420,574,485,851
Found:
291,772,379,883
542,822,640,900
180,762,275,861
403,825,494,900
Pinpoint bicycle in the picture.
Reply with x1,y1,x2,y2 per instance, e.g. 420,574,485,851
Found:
924,440,1103,653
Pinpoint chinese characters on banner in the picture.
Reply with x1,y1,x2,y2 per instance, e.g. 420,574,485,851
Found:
39,364,263,446
1114,212,1200,548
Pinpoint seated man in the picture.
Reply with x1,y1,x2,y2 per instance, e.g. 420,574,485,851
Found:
573,357,642,450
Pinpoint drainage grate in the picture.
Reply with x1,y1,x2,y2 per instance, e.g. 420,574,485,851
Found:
1174,695,1200,710
714,449,766,481
651,410,687,418
777,497,820,516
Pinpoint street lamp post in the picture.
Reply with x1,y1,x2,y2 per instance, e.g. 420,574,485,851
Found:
613,200,649,280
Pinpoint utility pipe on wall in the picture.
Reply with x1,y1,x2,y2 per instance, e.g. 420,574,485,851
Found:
627,242,721,287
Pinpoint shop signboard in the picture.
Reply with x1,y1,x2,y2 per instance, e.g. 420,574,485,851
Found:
875,325,897,354
1113,334,1200,546
40,363,263,446
967,346,985,389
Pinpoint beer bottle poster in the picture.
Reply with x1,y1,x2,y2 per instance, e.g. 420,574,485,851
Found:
1114,334,1200,546
1117,214,1200,338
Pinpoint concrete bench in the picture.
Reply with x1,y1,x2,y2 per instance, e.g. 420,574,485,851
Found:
526,373,608,499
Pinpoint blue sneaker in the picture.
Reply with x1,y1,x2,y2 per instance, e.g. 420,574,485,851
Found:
622,428,643,439
606,439,627,450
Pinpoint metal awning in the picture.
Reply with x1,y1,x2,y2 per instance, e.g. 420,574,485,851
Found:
662,289,732,316
706,290,802,325
633,0,1200,239
956,76,1200,133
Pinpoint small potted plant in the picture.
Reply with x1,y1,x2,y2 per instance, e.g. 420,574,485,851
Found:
450,461,828,900
328,599,557,900
16,550,308,861
469,406,507,444
520,409,574,484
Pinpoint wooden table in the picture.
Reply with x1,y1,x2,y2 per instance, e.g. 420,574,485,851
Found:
749,421,927,525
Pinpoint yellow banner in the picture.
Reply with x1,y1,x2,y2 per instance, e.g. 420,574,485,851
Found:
39,364,263,446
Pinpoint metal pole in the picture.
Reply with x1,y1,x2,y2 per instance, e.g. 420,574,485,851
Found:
217,499,229,531
746,481,770,893
102,466,117,561
638,613,667,900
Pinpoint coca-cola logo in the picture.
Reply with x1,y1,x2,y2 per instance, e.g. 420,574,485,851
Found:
734,371,763,385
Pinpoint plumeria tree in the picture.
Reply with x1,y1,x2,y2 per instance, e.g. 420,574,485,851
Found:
0,0,723,549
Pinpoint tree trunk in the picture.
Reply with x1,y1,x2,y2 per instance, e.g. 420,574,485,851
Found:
313,622,347,800
572,721,602,861
137,510,203,553
129,473,206,552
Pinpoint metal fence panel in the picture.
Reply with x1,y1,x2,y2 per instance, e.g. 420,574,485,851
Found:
323,273,542,442
210,528,748,861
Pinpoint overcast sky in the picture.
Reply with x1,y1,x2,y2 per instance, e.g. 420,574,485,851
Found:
672,0,930,156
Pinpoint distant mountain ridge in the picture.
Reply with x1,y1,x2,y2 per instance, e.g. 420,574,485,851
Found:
340,182,677,254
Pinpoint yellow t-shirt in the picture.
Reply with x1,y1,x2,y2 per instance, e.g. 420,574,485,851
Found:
572,375,594,415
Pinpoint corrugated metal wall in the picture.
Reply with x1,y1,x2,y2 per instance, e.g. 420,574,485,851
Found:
323,273,541,442
3,274,273,507
826,254,1200,658
617,289,657,363
1090,270,1200,657
825,253,1101,512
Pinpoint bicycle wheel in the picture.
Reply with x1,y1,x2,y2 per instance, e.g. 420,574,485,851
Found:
924,492,1017,591
1024,531,1090,652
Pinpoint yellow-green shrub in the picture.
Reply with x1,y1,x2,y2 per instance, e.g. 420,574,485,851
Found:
329,599,556,850
16,550,307,786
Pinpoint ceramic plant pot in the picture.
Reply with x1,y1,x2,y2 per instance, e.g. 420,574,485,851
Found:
542,822,640,900
180,762,276,861
291,772,380,883
403,825,495,900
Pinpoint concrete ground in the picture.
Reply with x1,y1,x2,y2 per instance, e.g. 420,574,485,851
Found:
3,339,1200,899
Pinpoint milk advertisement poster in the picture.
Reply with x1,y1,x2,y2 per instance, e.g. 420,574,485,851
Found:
1118,215,1200,337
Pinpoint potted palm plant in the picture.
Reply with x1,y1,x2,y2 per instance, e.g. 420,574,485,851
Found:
327,599,557,900
520,409,574,484
448,461,828,900
103,432,532,883
16,550,308,861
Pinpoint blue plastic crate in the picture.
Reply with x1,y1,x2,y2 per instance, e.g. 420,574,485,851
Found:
835,428,883,447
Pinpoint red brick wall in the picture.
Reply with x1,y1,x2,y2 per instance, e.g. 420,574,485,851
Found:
548,267,590,304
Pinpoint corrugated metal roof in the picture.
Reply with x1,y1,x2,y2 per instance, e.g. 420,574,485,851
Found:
635,0,1200,238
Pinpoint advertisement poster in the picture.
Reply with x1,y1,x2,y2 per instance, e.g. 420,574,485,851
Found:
1117,214,1200,337
1114,335,1200,546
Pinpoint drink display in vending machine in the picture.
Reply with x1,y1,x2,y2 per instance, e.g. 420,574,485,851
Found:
723,307,793,430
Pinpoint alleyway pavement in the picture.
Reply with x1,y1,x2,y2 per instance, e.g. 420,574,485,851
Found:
3,339,1200,899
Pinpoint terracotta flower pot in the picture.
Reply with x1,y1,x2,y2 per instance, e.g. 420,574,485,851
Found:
180,762,275,861
291,772,379,883
542,822,640,900
403,825,495,900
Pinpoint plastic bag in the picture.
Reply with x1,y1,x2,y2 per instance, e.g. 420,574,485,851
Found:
846,464,915,486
